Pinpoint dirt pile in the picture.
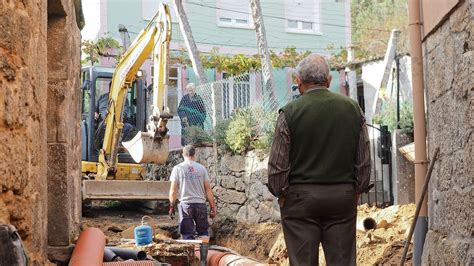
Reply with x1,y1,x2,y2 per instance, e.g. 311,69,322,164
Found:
82,205,197,264
116,241,198,265
83,203,415,264
81,204,177,245
356,204,415,265
268,204,416,265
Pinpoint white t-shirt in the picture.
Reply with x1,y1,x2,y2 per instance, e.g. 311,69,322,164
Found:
170,160,209,204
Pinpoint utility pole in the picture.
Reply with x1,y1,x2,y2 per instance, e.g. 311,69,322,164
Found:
118,24,131,50
249,0,276,110
173,0,208,84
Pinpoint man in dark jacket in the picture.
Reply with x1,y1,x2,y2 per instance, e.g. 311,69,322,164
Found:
177,83,206,145
267,54,371,265
94,82,135,147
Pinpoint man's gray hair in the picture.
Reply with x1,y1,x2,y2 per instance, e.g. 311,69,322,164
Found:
296,54,330,84
186,83,196,90
182,144,196,157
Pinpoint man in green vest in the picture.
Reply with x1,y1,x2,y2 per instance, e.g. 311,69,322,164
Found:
268,54,371,265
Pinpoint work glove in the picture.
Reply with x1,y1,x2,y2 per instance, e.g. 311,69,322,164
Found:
169,204,175,220
209,207,217,219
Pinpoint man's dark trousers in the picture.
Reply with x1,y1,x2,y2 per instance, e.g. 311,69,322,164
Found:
178,202,209,240
281,183,357,265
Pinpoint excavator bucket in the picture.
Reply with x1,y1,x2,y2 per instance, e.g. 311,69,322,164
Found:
122,131,169,164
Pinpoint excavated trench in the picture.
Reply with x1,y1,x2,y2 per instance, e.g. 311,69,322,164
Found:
82,202,415,265
210,219,281,262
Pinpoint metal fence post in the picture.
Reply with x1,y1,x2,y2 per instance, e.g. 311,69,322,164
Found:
211,82,223,128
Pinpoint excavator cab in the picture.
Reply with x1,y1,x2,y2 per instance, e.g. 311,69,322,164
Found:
81,66,147,166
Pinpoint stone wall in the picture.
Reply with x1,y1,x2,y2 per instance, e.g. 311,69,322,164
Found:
0,0,82,263
422,0,473,264
145,149,184,180
195,148,280,223
146,147,279,223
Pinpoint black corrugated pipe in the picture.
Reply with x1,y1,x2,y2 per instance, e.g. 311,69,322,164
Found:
103,248,120,262
106,247,147,261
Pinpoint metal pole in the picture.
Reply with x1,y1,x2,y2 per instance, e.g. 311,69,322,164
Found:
396,57,401,129
388,134,394,206
400,148,439,265
408,0,428,264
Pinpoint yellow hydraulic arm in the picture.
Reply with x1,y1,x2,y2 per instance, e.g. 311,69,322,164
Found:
97,3,172,180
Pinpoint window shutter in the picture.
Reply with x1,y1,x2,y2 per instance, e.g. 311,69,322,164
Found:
284,0,314,23
216,0,251,22
284,0,321,33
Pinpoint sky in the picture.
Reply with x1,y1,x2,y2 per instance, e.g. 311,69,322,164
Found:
81,0,101,41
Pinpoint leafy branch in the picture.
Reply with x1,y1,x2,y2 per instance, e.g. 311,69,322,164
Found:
81,35,121,65
173,46,312,76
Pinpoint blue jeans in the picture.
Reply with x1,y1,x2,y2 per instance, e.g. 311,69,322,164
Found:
178,203,209,240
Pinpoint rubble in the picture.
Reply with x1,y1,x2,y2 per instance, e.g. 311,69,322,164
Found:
116,242,198,265
82,201,415,265
268,203,416,265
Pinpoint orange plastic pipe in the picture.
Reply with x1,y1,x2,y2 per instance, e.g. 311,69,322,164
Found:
69,228,106,266
195,249,262,266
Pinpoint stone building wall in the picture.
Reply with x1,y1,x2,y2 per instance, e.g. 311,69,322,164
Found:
0,0,82,263
0,1,48,264
422,0,473,263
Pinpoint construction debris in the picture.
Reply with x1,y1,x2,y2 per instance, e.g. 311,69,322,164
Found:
81,203,415,265
268,204,416,265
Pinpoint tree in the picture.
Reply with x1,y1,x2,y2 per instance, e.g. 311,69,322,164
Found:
351,0,409,57
81,35,121,65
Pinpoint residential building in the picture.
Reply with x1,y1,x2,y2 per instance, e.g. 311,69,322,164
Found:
81,0,351,148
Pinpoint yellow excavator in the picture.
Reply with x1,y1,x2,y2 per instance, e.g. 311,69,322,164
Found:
81,3,172,200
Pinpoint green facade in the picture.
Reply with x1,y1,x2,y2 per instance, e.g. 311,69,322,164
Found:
105,0,348,56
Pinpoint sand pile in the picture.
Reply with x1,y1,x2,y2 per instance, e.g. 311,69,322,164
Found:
268,204,416,265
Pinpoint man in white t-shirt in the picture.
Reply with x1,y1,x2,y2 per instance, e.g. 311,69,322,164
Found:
169,145,217,239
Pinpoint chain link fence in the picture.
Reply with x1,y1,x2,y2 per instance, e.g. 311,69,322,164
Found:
178,69,295,141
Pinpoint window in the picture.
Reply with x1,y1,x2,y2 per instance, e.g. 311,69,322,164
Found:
219,17,232,23
222,73,251,118
284,0,322,34
232,75,250,110
81,70,91,116
287,20,298,29
148,65,181,116
216,0,253,29
142,0,179,22
168,66,179,115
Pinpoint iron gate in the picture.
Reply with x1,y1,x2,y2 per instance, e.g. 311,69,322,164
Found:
358,124,394,208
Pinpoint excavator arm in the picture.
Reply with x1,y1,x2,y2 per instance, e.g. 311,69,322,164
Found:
96,3,172,180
